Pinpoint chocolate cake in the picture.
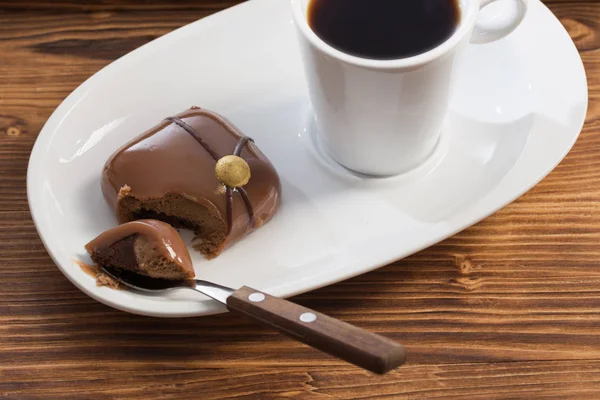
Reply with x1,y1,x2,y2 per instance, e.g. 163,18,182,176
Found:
85,220,194,281
101,107,281,258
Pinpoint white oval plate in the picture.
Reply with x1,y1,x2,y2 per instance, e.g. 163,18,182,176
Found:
28,0,587,317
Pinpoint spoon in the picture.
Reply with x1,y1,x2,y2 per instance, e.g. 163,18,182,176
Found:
101,266,407,374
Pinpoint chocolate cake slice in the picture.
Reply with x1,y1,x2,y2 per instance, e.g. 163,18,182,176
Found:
101,107,281,258
85,220,194,281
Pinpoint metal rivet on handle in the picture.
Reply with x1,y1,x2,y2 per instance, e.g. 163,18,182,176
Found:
248,293,265,302
300,312,317,323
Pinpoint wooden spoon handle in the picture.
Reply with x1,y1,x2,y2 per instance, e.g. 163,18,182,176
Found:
226,286,407,374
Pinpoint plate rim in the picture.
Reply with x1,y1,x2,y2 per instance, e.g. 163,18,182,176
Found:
27,0,589,317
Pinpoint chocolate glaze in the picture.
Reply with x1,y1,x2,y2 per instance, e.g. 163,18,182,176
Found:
102,107,281,250
165,117,220,160
238,188,255,228
85,220,194,278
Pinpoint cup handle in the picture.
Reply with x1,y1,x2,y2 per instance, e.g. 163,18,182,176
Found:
471,0,528,44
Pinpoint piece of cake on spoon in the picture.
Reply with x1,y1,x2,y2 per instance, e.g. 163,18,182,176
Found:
85,220,194,282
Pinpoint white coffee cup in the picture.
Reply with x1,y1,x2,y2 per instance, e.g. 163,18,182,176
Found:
292,0,528,176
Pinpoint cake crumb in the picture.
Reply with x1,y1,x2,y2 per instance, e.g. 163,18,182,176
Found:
74,259,120,289
118,184,132,200
96,272,120,289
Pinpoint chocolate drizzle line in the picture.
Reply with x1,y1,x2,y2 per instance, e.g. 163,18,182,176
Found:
233,136,254,157
165,115,256,234
229,136,256,231
231,136,256,228
225,187,234,234
165,117,220,161
238,188,255,228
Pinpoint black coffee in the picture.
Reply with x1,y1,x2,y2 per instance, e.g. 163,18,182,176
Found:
308,0,460,60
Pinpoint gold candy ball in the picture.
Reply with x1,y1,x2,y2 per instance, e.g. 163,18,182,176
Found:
215,155,251,188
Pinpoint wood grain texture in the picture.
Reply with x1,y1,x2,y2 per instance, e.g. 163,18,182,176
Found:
1,0,599,398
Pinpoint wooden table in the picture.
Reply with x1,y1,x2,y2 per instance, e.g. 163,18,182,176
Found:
1,1,599,398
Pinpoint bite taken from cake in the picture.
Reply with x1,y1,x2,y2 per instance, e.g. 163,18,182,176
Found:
101,107,282,258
